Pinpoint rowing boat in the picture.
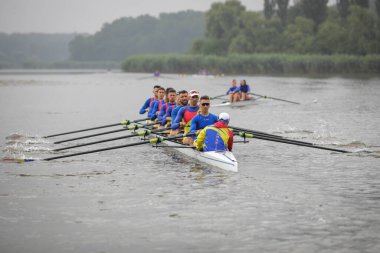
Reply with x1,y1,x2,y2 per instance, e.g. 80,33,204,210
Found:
162,138,238,172
140,124,238,172
213,98,259,107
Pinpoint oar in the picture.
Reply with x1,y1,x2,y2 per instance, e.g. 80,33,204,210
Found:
236,131,349,153
230,125,315,146
249,92,300,105
54,122,160,144
43,118,149,138
210,94,227,100
53,127,171,151
17,133,195,162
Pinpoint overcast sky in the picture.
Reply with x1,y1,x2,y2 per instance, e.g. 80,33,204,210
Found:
0,0,271,34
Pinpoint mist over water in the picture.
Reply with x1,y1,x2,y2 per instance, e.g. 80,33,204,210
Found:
0,71,379,253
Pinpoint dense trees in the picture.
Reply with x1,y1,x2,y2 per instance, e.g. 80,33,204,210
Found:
69,11,204,61
191,0,380,55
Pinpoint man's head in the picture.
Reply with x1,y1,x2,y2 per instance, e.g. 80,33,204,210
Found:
157,87,165,100
189,90,200,106
177,90,188,106
218,112,230,125
167,88,177,103
199,95,210,113
232,79,237,87
153,85,161,98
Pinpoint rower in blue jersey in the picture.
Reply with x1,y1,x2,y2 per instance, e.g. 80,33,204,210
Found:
226,79,240,103
139,85,161,114
148,87,165,120
161,90,188,127
239,79,251,101
172,90,200,145
167,90,189,131
189,95,218,144
157,88,176,124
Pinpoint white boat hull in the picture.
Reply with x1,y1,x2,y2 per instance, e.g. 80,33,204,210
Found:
163,140,238,172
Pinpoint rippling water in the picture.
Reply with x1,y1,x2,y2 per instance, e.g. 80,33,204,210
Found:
0,71,379,253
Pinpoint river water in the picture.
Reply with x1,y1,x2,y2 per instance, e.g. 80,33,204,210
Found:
0,70,379,253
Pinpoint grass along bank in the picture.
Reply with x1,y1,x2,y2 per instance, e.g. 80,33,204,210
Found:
122,54,380,75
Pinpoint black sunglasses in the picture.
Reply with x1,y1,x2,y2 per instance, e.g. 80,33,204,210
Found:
201,103,210,106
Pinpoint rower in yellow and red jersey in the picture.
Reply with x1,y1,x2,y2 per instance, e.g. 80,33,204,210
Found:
194,112,234,152
139,85,161,115
171,90,200,144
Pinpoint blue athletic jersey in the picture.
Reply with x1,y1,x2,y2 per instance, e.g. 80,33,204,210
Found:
148,100,165,120
158,102,176,124
139,97,154,114
189,113,218,134
171,105,200,130
226,86,239,94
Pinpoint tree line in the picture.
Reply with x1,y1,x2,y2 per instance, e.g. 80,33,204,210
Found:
191,0,380,55
69,11,204,61
0,33,75,68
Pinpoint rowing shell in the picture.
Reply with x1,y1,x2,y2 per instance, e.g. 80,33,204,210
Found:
140,123,238,172
162,138,238,172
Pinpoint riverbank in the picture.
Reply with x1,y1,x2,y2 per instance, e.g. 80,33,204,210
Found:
121,53,380,75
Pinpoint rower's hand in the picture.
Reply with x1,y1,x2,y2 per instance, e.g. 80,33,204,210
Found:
180,122,186,127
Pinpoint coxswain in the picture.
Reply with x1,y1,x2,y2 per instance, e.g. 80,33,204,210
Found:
188,95,218,145
171,90,200,144
239,79,251,101
157,88,177,125
139,85,161,114
226,79,240,103
148,86,165,120
194,112,234,152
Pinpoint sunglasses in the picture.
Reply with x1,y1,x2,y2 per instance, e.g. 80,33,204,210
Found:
201,103,210,106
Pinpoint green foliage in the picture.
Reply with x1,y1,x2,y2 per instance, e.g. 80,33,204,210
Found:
299,0,329,28
337,0,350,20
264,0,276,19
69,11,204,61
122,53,380,75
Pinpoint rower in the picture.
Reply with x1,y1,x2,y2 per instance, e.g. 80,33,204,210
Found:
157,88,177,125
188,95,218,145
239,79,251,101
171,90,200,144
167,90,188,134
148,86,165,120
226,79,240,103
194,112,234,152
139,85,161,114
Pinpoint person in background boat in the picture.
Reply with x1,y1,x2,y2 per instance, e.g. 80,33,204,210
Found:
189,95,218,145
171,90,200,144
167,90,189,133
239,79,251,101
154,70,160,78
148,86,165,121
139,85,161,114
157,88,176,125
226,79,240,103
194,112,234,152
